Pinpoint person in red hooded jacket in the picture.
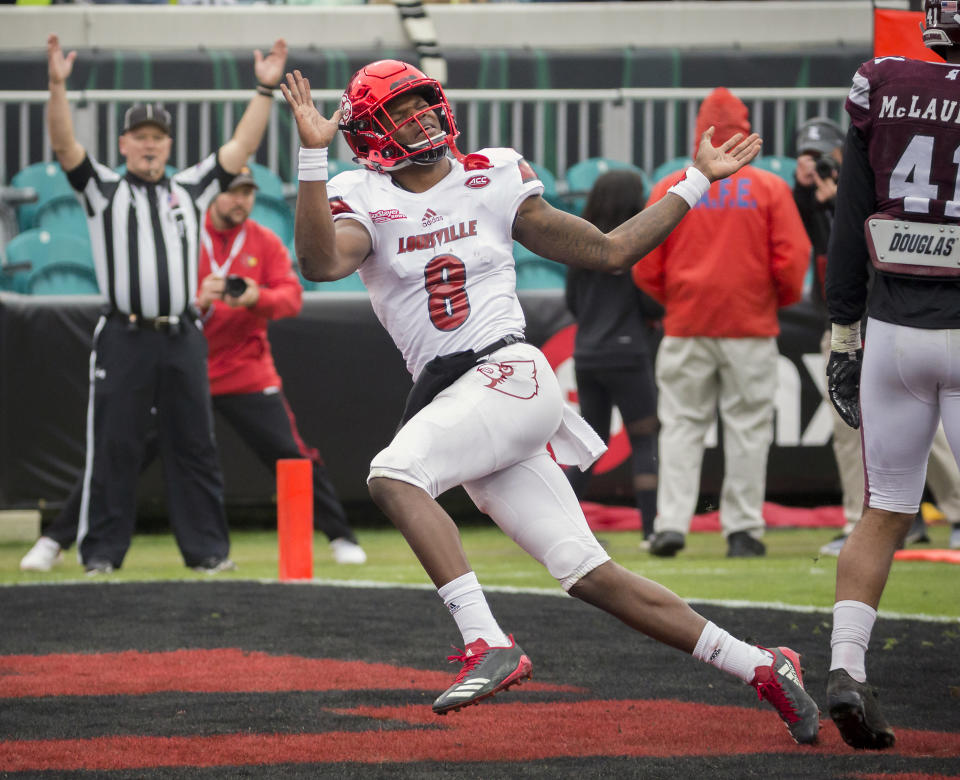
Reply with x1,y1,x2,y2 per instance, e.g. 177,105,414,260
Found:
633,87,810,559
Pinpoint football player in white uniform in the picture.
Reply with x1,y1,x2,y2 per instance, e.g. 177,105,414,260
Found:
280,61,820,744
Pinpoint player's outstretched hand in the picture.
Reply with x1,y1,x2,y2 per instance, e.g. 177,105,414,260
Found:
693,126,763,182
254,39,288,88
47,34,76,86
280,70,341,150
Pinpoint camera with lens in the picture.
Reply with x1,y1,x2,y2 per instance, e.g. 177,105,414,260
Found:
224,275,248,298
815,155,839,181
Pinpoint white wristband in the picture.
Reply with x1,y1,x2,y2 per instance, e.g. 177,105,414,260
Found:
667,166,711,209
298,147,329,182
831,321,862,353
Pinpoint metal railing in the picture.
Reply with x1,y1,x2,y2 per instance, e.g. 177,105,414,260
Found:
0,87,850,186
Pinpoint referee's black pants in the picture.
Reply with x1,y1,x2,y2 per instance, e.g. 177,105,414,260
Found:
49,389,356,548
78,315,229,568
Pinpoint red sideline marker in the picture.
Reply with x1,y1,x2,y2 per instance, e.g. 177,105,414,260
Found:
277,459,313,581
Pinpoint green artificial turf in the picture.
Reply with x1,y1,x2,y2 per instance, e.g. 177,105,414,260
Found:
3,521,958,619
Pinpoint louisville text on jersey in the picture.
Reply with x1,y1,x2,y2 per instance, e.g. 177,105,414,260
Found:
397,220,478,253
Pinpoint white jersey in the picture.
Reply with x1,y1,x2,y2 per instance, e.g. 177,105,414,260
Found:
327,148,544,379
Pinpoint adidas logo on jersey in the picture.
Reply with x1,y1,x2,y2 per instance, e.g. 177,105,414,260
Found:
421,209,443,227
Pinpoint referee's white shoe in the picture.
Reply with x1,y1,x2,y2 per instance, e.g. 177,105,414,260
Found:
20,537,63,572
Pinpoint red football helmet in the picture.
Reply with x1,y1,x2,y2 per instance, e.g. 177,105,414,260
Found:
923,0,960,53
338,60,460,172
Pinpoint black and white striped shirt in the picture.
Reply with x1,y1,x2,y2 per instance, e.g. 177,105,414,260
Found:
67,153,231,319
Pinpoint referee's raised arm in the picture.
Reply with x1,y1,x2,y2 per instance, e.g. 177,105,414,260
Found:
45,34,84,173
218,39,288,175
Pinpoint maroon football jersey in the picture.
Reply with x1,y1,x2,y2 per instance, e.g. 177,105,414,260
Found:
846,56,960,223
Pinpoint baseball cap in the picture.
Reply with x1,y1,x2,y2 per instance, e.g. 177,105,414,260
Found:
795,117,844,157
122,103,173,136
226,166,258,191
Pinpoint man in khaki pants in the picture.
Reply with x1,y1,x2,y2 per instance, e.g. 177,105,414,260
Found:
634,88,810,558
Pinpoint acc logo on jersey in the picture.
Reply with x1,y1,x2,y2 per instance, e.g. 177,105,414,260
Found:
339,95,353,123
475,360,539,399
465,175,491,189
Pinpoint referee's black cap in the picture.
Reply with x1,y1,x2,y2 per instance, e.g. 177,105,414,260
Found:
122,103,173,137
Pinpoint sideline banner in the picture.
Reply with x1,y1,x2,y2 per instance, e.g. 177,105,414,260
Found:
0,292,837,512
874,2,940,61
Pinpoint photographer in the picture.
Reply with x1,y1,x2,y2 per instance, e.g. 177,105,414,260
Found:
195,168,367,564
793,117,843,309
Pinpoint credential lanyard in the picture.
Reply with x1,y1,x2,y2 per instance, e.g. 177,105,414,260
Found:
201,225,247,278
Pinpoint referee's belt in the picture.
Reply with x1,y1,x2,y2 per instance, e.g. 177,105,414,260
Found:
109,310,195,334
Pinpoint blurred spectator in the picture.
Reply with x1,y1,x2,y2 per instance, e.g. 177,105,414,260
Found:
633,87,809,559
565,169,661,543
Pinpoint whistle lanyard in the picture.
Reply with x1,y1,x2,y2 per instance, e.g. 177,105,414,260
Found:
201,225,247,278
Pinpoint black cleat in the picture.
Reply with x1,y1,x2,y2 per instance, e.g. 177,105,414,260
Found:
827,668,895,750
649,531,685,557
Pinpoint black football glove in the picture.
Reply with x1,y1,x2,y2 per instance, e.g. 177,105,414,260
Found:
826,349,862,429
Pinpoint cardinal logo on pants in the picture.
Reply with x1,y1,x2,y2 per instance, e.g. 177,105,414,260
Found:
475,360,539,399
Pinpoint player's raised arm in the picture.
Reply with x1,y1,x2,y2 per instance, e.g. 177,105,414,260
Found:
46,34,85,172
218,39,288,174
513,127,762,274
281,70,371,282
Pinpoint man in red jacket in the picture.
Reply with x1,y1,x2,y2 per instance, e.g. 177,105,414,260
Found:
20,168,366,570
194,167,366,564
633,88,810,559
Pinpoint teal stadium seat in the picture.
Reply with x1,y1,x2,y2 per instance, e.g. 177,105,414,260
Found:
250,194,294,248
4,229,95,294
248,162,287,201
35,195,90,240
528,162,565,211
10,162,74,232
27,260,100,296
563,158,650,215
752,155,797,185
327,158,362,178
652,156,693,184
513,243,566,290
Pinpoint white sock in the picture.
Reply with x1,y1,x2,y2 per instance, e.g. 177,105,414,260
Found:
830,599,877,683
693,621,774,683
437,571,509,648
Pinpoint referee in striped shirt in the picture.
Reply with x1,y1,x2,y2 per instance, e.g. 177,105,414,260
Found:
44,33,288,574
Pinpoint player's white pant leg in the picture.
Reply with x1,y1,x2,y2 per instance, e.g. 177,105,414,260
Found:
935,328,960,491
369,343,564,497
463,451,611,591
860,318,942,513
